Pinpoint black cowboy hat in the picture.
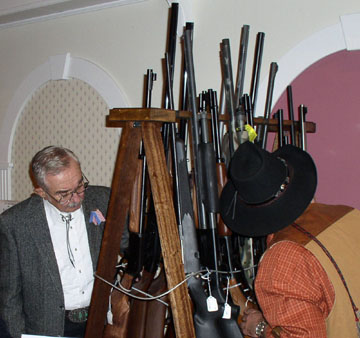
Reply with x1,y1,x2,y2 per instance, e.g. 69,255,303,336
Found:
219,141,317,237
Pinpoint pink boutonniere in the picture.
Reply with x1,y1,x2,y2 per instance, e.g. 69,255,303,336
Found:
89,209,106,225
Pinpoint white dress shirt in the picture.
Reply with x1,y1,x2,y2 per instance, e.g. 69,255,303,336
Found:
43,199,94,310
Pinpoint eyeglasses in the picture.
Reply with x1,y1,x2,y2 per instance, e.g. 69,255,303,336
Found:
44,174,89,205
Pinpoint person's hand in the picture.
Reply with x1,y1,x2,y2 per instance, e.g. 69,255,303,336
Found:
240,308,266,337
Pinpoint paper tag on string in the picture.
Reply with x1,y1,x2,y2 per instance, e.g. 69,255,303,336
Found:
222,303,231,319
107,291,113,325
206,295,218,312
107,309,113,325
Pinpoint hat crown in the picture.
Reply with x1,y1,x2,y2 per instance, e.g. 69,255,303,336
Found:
229,142,287,204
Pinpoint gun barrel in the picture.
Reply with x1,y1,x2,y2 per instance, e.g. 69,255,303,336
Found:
286,85,296,145
299,104,308,150
184,28,207,230
243,94,254,127
274,108,284,148
235,24,250,107
221,38,237,156
258,61,278,149
249,32,265,116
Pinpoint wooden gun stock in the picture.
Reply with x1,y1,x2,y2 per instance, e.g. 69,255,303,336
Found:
126,270,155,338
103,158,144,338
129,155,144,234
102,273,133,338
144,267,169,338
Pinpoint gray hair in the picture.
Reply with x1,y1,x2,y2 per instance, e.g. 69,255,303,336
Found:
31,146,81,188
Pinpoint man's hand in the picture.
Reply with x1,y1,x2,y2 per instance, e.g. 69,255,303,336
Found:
240,308,266,337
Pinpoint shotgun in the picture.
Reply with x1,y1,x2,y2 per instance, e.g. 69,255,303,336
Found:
175,137,223,338
184,28,244,338
209,89,258,321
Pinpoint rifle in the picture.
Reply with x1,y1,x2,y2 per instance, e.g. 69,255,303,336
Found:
125,69,163,338
209,89,258,319
144,266,170,338
175,136,222,338
103,141,145,338
243,61,278,287
208,88,233,272
184,27,244,338
102,272,133,338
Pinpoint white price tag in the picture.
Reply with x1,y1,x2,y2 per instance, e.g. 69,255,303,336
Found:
107,309,113,325
222,303,231,319
206,295,218,312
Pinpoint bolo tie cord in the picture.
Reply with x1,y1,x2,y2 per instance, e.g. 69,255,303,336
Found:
61,214,76,268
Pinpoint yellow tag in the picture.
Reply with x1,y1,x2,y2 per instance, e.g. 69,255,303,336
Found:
245,124,257,142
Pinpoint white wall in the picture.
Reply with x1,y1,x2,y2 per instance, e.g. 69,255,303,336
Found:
1,0,360,159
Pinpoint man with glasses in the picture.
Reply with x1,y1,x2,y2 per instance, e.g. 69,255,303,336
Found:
0,146,111,338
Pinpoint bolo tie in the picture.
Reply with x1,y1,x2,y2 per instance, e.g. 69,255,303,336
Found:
61,213,76,268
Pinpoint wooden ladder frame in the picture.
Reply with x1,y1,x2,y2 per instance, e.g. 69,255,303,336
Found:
85,112,196,338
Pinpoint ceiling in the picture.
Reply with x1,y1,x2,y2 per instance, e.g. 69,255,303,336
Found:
0,0,145,29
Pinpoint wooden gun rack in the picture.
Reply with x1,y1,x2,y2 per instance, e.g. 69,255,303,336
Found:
85,108,316,338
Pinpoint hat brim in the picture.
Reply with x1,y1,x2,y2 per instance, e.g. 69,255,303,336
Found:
219,145,317,237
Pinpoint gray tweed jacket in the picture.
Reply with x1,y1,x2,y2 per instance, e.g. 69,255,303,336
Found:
0,185,110,338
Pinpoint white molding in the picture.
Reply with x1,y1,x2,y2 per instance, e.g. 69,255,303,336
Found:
340,13,360,51
0,53,128,167
0,0,147,29
49,53,71,79
0,162,12,200
69,57,129,108
0,162,13,170
256,15,360,117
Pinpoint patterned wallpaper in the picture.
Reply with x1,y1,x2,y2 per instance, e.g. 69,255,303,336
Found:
11,78,120,201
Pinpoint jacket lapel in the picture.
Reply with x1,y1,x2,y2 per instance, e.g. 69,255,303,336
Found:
27,195,63,296
83,193,101,269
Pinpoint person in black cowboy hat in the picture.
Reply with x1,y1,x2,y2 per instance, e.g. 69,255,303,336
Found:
220,141,360,338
